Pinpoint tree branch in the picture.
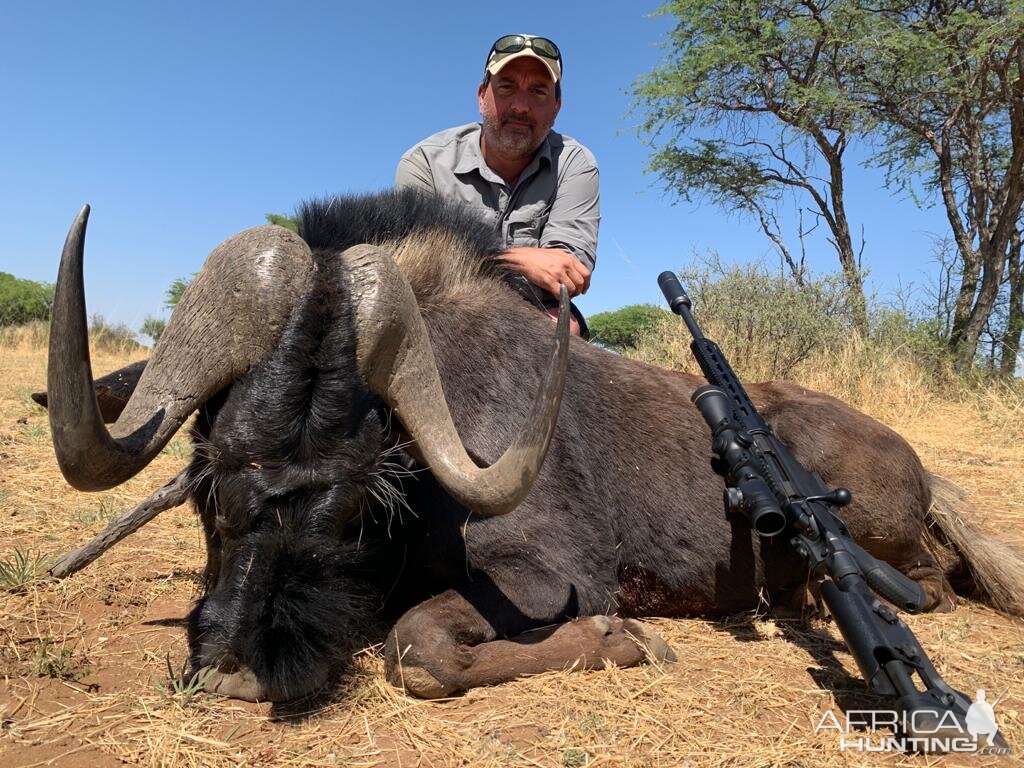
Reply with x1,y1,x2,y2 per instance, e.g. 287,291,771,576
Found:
49,471,192,579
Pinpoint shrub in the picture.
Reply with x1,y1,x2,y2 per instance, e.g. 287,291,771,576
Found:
265,213,299,233
0,548,53,592
635,255,856,381
140,316,167,345
588,304,669,350
89,315,144,353
0,272,54,326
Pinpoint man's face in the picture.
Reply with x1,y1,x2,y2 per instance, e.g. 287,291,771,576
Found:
478,57,561,160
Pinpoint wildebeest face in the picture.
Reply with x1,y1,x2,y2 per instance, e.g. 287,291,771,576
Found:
185,373,385,702
187,494,374,702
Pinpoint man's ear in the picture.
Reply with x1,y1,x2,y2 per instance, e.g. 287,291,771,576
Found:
477,82,487,114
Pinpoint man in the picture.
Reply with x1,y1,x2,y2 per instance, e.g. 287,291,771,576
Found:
395,34,599,336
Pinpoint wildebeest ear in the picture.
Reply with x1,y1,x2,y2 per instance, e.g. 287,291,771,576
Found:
32,359,148,424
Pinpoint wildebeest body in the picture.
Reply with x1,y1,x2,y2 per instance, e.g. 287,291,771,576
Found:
44,190,1020,703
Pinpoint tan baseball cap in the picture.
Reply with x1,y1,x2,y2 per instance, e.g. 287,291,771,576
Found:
485,34,562,83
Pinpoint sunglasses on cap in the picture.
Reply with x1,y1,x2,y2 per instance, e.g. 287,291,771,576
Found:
488,34,561,64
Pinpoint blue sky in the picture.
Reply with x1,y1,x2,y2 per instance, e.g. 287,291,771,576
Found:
1,1,951,332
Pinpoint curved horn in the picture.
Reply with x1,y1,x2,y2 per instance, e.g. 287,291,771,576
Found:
47,206,314,491
341,244,570,517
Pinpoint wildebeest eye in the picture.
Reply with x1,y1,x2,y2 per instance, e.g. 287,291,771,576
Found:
214,512,244,534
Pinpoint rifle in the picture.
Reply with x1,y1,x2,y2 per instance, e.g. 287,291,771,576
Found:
657,271,1007,752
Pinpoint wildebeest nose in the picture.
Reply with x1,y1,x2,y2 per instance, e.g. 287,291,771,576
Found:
204,666,267,702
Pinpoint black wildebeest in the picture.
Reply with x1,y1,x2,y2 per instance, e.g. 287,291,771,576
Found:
42,190,1024,703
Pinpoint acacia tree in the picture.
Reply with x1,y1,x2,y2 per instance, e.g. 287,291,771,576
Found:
634,0,873,335
856,0,1024,372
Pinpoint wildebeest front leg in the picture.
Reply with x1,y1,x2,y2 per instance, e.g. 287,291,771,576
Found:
385,590,674,698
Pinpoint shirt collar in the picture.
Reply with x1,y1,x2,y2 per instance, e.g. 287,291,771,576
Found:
455,123,553,184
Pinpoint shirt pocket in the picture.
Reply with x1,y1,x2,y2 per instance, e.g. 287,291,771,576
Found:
504,200,552,248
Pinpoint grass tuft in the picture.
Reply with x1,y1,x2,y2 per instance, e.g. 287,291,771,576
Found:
32,636,89,680
75,498,122,527
0,547,53,591
156,656,215,706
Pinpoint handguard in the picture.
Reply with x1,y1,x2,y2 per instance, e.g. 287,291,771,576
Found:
658,270,1008,753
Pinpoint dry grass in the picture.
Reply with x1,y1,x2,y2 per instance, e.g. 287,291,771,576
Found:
1,337,1022,768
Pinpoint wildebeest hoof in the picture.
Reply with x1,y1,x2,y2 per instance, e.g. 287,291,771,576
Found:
398,664,457,699
204,667,267,701
622,619,677,664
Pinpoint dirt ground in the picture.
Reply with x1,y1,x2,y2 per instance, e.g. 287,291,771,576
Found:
1,345,1021,767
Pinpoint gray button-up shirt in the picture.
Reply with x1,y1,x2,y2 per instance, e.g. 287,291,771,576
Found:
395,122,600,271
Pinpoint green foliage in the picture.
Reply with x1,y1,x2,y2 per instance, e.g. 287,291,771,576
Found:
265,212,299,232
161,437,192,458
32,637,87,680
637,256,858,380
633,0,875,333
562,748,589,768
859,1,1022,195
156,656,214,705
19,421,48,441
589,304,669,350
75,499,122,527
684,256,856,378
869,307,951,371
855,1,1024,369
0,272,55,327
0,548,53,592
634,0,871,205
165,277,192,310
140,315,166,344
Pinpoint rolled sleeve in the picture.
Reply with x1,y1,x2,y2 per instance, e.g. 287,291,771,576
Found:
540,147,600,271
395,149,436,195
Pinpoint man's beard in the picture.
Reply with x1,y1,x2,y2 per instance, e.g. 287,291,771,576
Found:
481,103,553,159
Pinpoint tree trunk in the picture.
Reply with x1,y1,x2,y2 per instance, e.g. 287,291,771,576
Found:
953,240,1009,372
837,235,869,339
825,141,869,337
1000,230,1023,378
949,251,982,346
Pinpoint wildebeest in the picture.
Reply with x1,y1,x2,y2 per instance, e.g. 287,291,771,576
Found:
42,190,1024,703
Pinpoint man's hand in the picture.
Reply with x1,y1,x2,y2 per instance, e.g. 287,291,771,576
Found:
502,247,591,298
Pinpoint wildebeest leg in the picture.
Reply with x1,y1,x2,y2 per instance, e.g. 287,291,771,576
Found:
385,590,674,699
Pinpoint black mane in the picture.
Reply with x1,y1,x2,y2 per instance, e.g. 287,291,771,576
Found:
298,189,504,259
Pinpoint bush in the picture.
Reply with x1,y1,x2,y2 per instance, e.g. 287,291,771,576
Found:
0,272,54,326
265,213,299,233
588,304,669,350
140,316,166,345
622,255,1021,423
869,308,953,377
635,255,856,381
89,315,143,353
